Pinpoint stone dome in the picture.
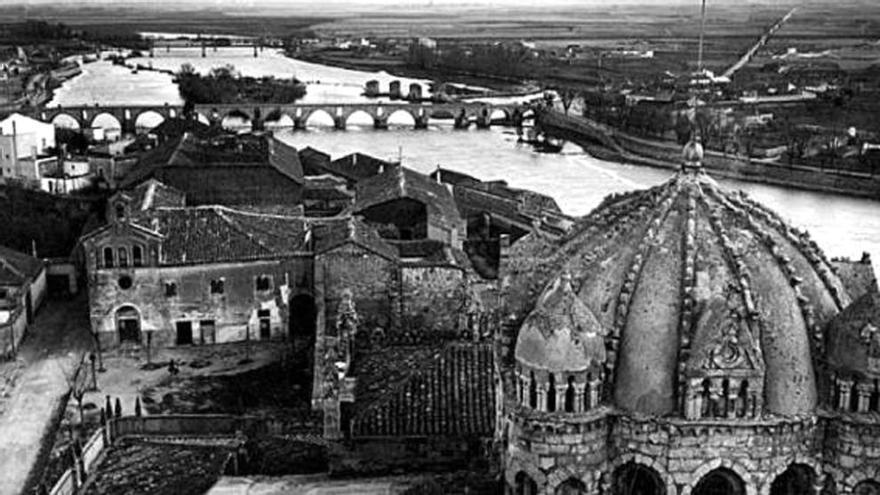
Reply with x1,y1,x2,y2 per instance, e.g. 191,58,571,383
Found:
506,166,851,417
826,291,880,380
514,273,606,373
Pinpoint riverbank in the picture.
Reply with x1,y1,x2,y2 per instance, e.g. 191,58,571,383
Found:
538,109,880,201
292,50,528,94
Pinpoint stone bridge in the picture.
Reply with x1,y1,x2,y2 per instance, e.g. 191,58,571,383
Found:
32,101,529,134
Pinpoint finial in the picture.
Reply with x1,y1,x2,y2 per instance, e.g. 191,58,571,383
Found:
682,134,704,171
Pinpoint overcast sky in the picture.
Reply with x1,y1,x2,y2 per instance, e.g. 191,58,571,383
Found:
8,0,826,6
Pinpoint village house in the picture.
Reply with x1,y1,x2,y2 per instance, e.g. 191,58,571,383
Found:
353,165,466,249
0,112,57,186
0,245,46,357
79,180,314,349
120,132,304,207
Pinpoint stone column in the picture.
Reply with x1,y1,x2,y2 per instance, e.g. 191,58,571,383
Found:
727,378,741,419
856,382,873,413
708,379,723,418
685,378,703,420
556,385,567,412
537,386,547,412
522,373,532,407
575,382,586,412
589,377,601,410
837,379,853,411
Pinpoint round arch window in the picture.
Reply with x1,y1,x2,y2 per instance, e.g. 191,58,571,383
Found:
118,275,133,290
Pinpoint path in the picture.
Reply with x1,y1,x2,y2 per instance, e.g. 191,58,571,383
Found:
0,296,92,495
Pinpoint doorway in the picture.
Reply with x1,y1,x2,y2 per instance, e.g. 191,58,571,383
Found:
176,321,193,345
116,306,141,343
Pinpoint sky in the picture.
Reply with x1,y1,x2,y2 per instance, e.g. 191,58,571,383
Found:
7,0,834,6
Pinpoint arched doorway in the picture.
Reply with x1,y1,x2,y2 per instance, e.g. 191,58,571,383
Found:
692,468,746,495
770,464,815,495
514,471,539,495
854,481,880,495
556,477,586,495
115,306,141,343
614,462,666,495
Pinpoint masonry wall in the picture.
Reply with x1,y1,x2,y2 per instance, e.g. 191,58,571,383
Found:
330,436,488,475
89,257,311,347
823,417,880,494
400,263,467,340
319,245,396,337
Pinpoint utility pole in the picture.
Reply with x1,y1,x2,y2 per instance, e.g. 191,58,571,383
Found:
698,0,707,73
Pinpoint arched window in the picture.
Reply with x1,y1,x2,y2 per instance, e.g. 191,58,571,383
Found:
613,462,666,495
693,468,746,495
132,245,143,267
118,247,128,268
564,376,576,412
547,373,556,412
529,371,537,409
103,247,114,268
556,478,586,495
770,464,815,495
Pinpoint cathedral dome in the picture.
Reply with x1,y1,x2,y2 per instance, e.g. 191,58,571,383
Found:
506,166,851,417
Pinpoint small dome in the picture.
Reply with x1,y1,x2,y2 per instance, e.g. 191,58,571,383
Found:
827,291,880,380
515,273,606,373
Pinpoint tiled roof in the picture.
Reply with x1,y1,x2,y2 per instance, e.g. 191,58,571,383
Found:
354,167,463,228
313,216,397,260
299,147,332,176
121,133,304,189
350,343,495,438
149,116,218,142
0,244,43,285
325,153,396,183
130,206,308,265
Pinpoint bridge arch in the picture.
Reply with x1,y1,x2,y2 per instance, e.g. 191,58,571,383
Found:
387,108,418,127
344,109,375,127
89,112,123,131
264,112,294,130
303,109,335,128
134,110,165,133
220,109,252,133
50,112,82,130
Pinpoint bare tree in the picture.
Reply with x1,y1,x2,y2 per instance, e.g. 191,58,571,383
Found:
59,355,89,426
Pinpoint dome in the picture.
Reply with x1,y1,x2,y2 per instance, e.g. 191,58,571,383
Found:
514,273,606,373
506,166,851,417
826,291,880,380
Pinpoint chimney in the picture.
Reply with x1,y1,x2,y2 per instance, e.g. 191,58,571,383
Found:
435,164,441,184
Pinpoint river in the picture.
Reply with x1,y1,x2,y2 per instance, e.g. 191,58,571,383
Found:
50,47,880,264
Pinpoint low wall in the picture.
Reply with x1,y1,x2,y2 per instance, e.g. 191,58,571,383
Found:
109,414,263,439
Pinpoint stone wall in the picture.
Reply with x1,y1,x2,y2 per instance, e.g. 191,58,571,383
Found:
330,436,488,475
88,257,311,347
823,416,880,494
399,263,467,340
318,244,396,337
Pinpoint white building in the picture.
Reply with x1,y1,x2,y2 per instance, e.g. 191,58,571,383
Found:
0,112,55,159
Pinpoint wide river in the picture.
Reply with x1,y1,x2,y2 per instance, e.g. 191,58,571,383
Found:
51,47,880,264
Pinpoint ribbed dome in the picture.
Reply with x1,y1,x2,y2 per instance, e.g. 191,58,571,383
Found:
826,292,880,380
514,273,606,373
506,167,851,417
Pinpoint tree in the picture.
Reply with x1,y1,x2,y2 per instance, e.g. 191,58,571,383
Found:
60,356,89,426
559,88,578,115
